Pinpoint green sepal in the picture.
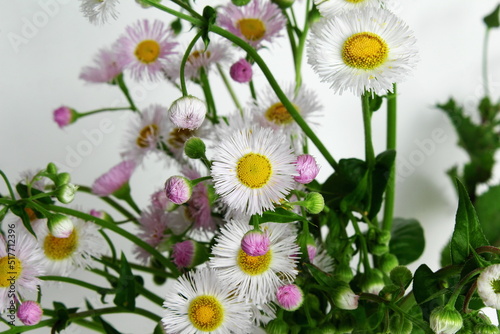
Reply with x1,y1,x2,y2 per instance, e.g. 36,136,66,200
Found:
113,253,136,311
389,218,425,265
450,179,489,265
484,4,500,28
170,18,183,35
368,93,384,112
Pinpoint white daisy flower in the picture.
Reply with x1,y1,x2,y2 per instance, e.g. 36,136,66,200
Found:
314,0,395,19
251,84,322,146
80,0,120,25
477,264,500,309
307,7,418,96
0,230,44,312
122,104,169,164
209,220,300,304
35,218,105,276
211,126,297,216
162,267,253,333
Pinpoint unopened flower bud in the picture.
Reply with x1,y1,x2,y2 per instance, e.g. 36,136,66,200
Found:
17,301,43,326
430,305,463,334
47,214,74,238
334,261,354,283
276,284,304,311
390,266,413,288
304,192,324,214
241,229,270,256
184,137,206,160
164,176,192,205
332,282,359,310
231,0,251,6
266,318,289,334
46,163,58,175
389,314,413,334
89,209,114,223
230,59,253,83
53,106,78,128
360,270,385,295
168,96,206,130
56,183,78,204
294,154,320,184
380,253,399,274
474,324,500,334
172,240,208,269
55,172,71,187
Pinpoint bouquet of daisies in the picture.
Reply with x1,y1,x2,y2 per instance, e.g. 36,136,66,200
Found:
2,0,500,333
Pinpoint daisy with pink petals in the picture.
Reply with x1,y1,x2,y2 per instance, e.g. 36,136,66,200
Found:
163,39,233,82
91,160,136,196
80,47,122,84
0,231,44,312
122,104,168,164
116,19,178,81
217,0,287,48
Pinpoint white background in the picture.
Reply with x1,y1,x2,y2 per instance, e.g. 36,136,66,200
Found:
1,0,500,332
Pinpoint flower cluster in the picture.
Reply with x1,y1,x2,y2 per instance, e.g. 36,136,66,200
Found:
3,0,500,333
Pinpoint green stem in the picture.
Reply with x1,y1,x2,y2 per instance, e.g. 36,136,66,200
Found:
180,30,204,97
382,85,397,232
293,0,311,92
43,204,177,274
249,79,257,100
216,64,243,112
116,190,141,215
0,170,15,199
483,28,491,99
116,74,138,112
39,276,114,294
100,256,174,278
210,25,338,171
199,67,218,122
349,214,371,273
143,0,202,21
77,185,137,222
362,92,375,166
78,107,132,117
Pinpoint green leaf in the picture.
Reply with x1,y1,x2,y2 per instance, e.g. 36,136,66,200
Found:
389,218,425,265
259,208,308,224
413,265,444,321
0,206,8,222
450,179,489,265
16,183,54,204
368,93,384,112
201,6,217,49
475,184,500,246
484,4,500,29
305,263,335,287
322,158,368,213
51,302,78,333
369,149,396,219
113,253,136,311
170,18,182,35
10,203,37,238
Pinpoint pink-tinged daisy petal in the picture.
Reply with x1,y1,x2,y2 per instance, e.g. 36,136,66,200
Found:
217,0,286,48
116,19,178,81
80,47,122,83
91,160,136,196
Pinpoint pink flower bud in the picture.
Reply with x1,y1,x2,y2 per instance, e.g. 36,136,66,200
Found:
230,59,253,83
241,230,271,256
53,106,76,128
164,176,192,205
276,284,303,311
17,301,43,326
168,96,206,130
294,154,320,184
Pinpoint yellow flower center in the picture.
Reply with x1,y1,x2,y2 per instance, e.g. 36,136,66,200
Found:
237,18,266,41
134,40,161,64
236,153,272,189
168,128,195,150
345,0,365,3
342,32,389,70
44,230,78,260
237,249,272,275
188,50,211,64
188,295,224,331
265,102,299,125
0,256,22,287
136,124,159,148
